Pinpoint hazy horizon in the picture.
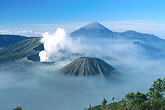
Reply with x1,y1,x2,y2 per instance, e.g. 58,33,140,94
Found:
1,21,165,39
1,0,165,38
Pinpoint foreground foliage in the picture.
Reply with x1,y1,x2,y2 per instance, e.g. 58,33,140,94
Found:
86,78,165,110
13,107,23,110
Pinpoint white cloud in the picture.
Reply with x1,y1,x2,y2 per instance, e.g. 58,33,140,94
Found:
0,30,12,34
0,29,42,37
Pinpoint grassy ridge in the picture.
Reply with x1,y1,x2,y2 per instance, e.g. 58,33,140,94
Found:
0,35,29,47
0,38,43,62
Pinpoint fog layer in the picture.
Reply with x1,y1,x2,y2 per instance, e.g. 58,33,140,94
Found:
0,29,165,110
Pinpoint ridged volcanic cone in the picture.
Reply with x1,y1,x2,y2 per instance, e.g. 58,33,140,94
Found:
59,57,118,78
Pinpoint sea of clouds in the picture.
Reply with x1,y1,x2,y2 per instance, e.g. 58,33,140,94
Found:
0,28,165,110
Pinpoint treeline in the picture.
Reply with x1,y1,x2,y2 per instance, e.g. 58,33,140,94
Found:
13,107,23,110
86,78,165,110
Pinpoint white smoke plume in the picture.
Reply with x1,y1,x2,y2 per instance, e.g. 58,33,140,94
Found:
39,28,81,62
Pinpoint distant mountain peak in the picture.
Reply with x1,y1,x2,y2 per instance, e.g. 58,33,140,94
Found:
70,22,113,38
82,22,108,30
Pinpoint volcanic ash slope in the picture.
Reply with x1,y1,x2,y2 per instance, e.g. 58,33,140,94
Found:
60,57,118,78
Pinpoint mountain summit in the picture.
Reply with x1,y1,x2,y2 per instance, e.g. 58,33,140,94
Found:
71,22,165,48
81,22,110,30
59,57,118,78
70,22,113,38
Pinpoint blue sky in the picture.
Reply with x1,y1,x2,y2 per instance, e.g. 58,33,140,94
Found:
0,0,165,37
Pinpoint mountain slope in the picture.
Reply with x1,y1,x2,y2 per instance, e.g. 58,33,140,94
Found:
0,38,44,63
122,30,165,48
133,41,161,52
133,41,165,58
0,34,32,47
60,57,118,78
71,22,114,38
71,22,165,48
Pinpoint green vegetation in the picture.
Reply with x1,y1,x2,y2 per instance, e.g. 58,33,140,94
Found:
13,107,23,110
0,38,43,62
102,98,107,106
0,35,29,47
86,78,165,110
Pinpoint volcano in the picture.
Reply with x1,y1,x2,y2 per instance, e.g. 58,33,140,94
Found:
70,22,113,38
59,57,118,78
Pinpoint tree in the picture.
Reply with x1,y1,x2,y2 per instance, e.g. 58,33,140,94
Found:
13,107,23,110
88,104,92,109
87,78,165,110
147,78,165,110
133,91,147,104
125,92,135,101
148,78,165,99
112,97,115,102
102,98,107,105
